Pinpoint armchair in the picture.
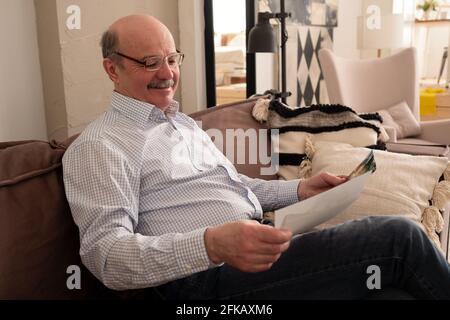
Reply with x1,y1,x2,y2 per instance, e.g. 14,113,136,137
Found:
317,47,449,260
318,47,450,152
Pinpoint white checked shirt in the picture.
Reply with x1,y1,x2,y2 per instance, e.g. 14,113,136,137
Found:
62,91,300,290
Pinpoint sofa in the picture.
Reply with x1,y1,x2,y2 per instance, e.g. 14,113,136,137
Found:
1,97,449,299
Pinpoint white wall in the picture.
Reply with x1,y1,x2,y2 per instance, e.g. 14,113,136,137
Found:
0,0,47,141
178,0,207,114
256,54,277,94
333,0,362,59
57,0,180,138
414,24,449,80
1,0,181,142
34,0,180,140
448,30,450,84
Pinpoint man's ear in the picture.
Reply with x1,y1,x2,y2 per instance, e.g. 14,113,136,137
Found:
103,58,120,84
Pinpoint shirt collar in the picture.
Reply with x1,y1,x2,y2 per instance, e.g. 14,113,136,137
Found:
111,91,180,128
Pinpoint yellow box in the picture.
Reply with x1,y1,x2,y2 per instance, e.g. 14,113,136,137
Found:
420,88,446,116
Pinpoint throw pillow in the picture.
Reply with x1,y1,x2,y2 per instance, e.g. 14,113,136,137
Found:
382,125,397,142
377,101,421,139
302,138,450,251
252,99,388,180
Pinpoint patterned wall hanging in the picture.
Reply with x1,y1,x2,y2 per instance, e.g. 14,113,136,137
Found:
288,26,333,107
266,0,339,106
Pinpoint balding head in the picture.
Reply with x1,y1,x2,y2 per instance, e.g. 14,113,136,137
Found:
101,15,175,64
110,14,170,38
100,15,180,110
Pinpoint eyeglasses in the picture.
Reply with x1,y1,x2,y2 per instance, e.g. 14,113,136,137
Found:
113,51,185,71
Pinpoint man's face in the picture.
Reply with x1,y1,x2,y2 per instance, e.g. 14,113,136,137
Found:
114,28,179,110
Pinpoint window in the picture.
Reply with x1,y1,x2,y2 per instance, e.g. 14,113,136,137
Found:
204,0,256,107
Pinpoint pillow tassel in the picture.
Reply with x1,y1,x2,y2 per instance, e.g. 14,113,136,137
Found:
444,162,450,182
298,135,316,178
432,180,450,210
252,98,270,123
304,135,316,159
422,206,445,252
378,126,390,143
422,206,444,234
298,159,312,178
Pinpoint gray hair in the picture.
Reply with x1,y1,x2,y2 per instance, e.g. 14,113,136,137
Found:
100,29,122,65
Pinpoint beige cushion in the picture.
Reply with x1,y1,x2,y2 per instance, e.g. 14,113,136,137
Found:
377,101,421,139
307,140,450,251
382,125,397,142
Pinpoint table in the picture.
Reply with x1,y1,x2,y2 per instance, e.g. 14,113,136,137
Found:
421,90,450,120
216,84,246,105
421,106,450,120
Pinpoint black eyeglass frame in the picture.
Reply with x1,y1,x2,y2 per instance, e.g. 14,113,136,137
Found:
112,50,185,71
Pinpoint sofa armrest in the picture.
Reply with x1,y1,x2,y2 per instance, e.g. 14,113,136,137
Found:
386,142,450,157
418,119,450,145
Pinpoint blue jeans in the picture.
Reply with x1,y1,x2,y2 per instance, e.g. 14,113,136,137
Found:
154,216,450,300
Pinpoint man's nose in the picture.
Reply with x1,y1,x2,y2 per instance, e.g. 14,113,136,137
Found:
156,59,173,79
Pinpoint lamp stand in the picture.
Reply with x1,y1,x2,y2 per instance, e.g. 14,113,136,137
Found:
280,0,289,103
247,0,291,103
259,4,292,103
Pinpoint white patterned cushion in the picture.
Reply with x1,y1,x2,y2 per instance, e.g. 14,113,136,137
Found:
307,140,450,251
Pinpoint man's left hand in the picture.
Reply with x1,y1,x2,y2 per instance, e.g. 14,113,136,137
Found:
298,172,348,200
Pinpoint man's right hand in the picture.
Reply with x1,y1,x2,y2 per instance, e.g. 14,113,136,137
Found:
204,220,292,273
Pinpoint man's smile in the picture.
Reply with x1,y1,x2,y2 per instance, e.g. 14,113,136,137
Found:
147,79,174,90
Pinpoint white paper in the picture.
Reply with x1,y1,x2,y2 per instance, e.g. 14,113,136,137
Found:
274,172,372,234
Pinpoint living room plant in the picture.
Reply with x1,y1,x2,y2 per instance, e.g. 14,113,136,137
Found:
417,0,440,20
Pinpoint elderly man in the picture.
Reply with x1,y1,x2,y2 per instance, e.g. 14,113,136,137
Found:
62,15,450,299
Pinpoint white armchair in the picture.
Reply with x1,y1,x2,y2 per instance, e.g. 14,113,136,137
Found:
318,47,450,260
318,47,450,148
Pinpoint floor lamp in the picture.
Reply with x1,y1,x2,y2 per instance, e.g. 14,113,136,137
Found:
247,0,291,103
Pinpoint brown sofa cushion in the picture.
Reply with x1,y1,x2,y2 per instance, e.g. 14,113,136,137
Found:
190,98,277,181
0,138,113,299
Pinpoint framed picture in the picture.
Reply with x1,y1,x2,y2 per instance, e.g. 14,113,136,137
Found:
267,0,338,27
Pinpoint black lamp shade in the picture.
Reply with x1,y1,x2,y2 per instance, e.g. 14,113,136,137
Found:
247,4,291,103
247,18,277,53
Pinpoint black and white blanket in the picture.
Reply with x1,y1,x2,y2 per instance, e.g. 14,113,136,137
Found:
252,99,388,180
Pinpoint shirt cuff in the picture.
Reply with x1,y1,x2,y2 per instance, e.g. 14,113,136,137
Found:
276,179,301,207
173,228,219,277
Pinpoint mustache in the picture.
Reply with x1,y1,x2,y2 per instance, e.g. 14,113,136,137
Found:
147,80,175,89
